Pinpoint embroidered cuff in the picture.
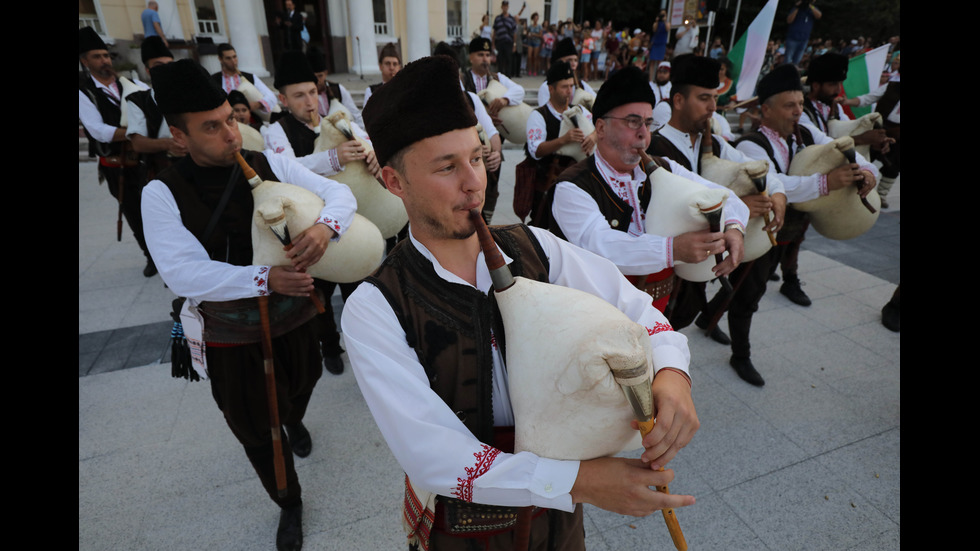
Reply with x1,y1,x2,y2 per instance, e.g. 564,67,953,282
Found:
254,265,272,296
666,236,675,267
452,444,501,502
316,217,345,240
818,174,829,196
327,148,343,174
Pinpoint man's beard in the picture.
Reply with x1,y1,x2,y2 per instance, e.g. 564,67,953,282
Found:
655,76,669,85
92,63,116,81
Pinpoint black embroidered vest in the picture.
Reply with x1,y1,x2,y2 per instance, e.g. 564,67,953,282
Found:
647,130,721,173
366,225,551,445
276,114,318,157
155,150,274,266
543,156,657,241
79,73,123,158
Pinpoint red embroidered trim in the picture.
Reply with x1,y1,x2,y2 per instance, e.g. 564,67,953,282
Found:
403,475,435,551
255,266,270,296
647,321,673,335
452,445,501,502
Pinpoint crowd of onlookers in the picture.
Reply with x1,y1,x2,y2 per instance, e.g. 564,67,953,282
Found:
480,10,900,89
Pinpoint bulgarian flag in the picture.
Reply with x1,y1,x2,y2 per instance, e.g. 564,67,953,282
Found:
841,44,891,118
728,0,779,103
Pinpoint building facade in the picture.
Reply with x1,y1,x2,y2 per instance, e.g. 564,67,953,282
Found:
79,0,575,81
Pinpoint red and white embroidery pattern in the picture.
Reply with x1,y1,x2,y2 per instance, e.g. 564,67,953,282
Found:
647,321,673,336
255,266,270,295
452,444,501,502
317,217,343,235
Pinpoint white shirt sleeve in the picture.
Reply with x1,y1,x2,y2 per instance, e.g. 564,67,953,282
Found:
551,181,673,275
78,90,119,144
525,109,548,159
141,151,356,302
496,73,526,105
339,84,365,128
263,120,344,177
124,98,149,138
252,76,280,113
735,139,824,203
717,137,786,196
362,85,373,108
537,81,550,108
469,91,500,141
664,158,750,231
801,121,880,180
341,225,689,509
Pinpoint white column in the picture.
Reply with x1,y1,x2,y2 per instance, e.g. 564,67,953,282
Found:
226,1,269,77
348,0,381,76
405,0,431,63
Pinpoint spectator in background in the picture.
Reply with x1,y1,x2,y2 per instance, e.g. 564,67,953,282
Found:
492,1,517,77
526,13,542,76
514,17,526,77
673,18,699,57
785,0,822,66
708,37,726,59
141,1,168,47
649,10,670,81
541,22,556,66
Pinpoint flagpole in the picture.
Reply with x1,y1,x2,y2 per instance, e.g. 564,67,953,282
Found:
730,0,742,52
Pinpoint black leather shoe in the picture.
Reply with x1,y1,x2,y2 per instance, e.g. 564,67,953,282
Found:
881,301,900,332
143,258,157,277
768,272,780,282
730,357,765,387
695,315,731,345
323,354,344,375
779,279,812,306
276,503,303,551
285,423,312,458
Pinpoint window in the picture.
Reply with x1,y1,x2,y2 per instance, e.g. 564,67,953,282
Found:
78,0,104,35
373,0,391,36
192,0,222,37
447,0,462,39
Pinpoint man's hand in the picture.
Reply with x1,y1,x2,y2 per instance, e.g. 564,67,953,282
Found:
852,128,894,155
487,97,509,117
672,229,727,265
570,457,695,516
581,132,597,156
286,223,334,272
563,128,585,146
768,192,787,233
636,369,699,469
739,193,773,220
166,138,188,157
712,228,744,277
857,169,877,197
336,140,366,165
268,265,315,296
484,150,502,172
826,162,861,191
364,149,382,179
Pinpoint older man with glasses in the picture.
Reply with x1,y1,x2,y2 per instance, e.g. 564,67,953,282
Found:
542,66,748,313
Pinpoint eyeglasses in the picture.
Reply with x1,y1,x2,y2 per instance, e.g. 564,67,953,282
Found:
603,115,655,130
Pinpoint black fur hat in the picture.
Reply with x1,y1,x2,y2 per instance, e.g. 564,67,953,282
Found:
807,53,848,84
757,63,803,104
140,35,173,64
274,50,317,90
670,54,720,89
362,56,478,167
591,66,657,120
151,59,227,115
